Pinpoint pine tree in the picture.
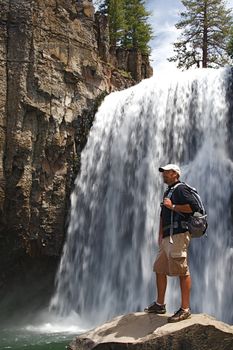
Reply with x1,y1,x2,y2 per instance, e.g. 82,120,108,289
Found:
108,0,126,46
96,0,126,46
95,0,153,54
169,0,233,69
123,0,153,54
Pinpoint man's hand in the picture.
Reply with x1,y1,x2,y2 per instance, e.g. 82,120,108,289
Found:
163,197,173,209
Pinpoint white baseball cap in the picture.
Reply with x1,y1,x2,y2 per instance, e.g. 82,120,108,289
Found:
159,164,181,176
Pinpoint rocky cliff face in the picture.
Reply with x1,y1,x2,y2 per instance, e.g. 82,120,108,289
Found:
0,0,153,287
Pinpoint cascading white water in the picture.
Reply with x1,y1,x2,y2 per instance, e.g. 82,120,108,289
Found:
50,67,233,327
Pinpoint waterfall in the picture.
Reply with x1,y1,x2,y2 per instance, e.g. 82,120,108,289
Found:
50,67,233,327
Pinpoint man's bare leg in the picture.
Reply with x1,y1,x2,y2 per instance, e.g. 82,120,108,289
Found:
167,275,192,322
156,272,167,305
179,275,191,309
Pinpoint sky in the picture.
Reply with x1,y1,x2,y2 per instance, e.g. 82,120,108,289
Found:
146,0,233,72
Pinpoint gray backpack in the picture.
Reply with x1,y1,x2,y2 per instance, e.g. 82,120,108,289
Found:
183,183,208,238
169,183,208,239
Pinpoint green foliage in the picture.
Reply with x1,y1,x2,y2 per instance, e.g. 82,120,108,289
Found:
169,0,233,69
108,0,126,46
117,68,132,78
95,0,153,54
227,28,233,59
123,0,153,54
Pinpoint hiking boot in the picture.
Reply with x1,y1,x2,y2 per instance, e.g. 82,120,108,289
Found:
144,301,166,314
167,308,191,323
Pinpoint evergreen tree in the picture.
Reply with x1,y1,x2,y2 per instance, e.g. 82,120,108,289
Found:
123,0,153,54
95,0,153,54
169,0,232,69
108,0,126,46
96,0,126,46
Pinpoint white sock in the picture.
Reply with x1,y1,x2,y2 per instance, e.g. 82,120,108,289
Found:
156,301,164,306
181,307,189,312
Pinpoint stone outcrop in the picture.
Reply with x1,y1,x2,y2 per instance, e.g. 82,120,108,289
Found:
0,0,153,285
69,312,233,350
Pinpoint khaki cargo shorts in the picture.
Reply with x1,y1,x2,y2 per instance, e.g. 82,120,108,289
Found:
153,232,191,276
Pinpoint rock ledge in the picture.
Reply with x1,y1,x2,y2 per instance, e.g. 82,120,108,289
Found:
69,312,233,350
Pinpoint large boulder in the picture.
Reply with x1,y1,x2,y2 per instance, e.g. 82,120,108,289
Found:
69,312,233,350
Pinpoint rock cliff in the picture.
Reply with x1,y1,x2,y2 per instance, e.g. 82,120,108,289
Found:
69,312,233,350
0,0,153,293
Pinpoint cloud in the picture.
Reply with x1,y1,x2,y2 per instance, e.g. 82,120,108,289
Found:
146,0,233,72
146,1,183,72
150,29,179,72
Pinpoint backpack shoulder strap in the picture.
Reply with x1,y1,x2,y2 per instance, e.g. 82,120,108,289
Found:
165,182,183,199
181,182,197,193
167,182,183,244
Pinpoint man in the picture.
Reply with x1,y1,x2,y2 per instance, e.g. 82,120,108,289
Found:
144,164,199,322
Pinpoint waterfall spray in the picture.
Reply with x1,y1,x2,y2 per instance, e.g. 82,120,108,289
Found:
50,68,233,327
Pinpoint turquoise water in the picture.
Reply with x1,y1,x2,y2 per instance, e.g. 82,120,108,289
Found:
0,306,91,350
0,328,77,350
